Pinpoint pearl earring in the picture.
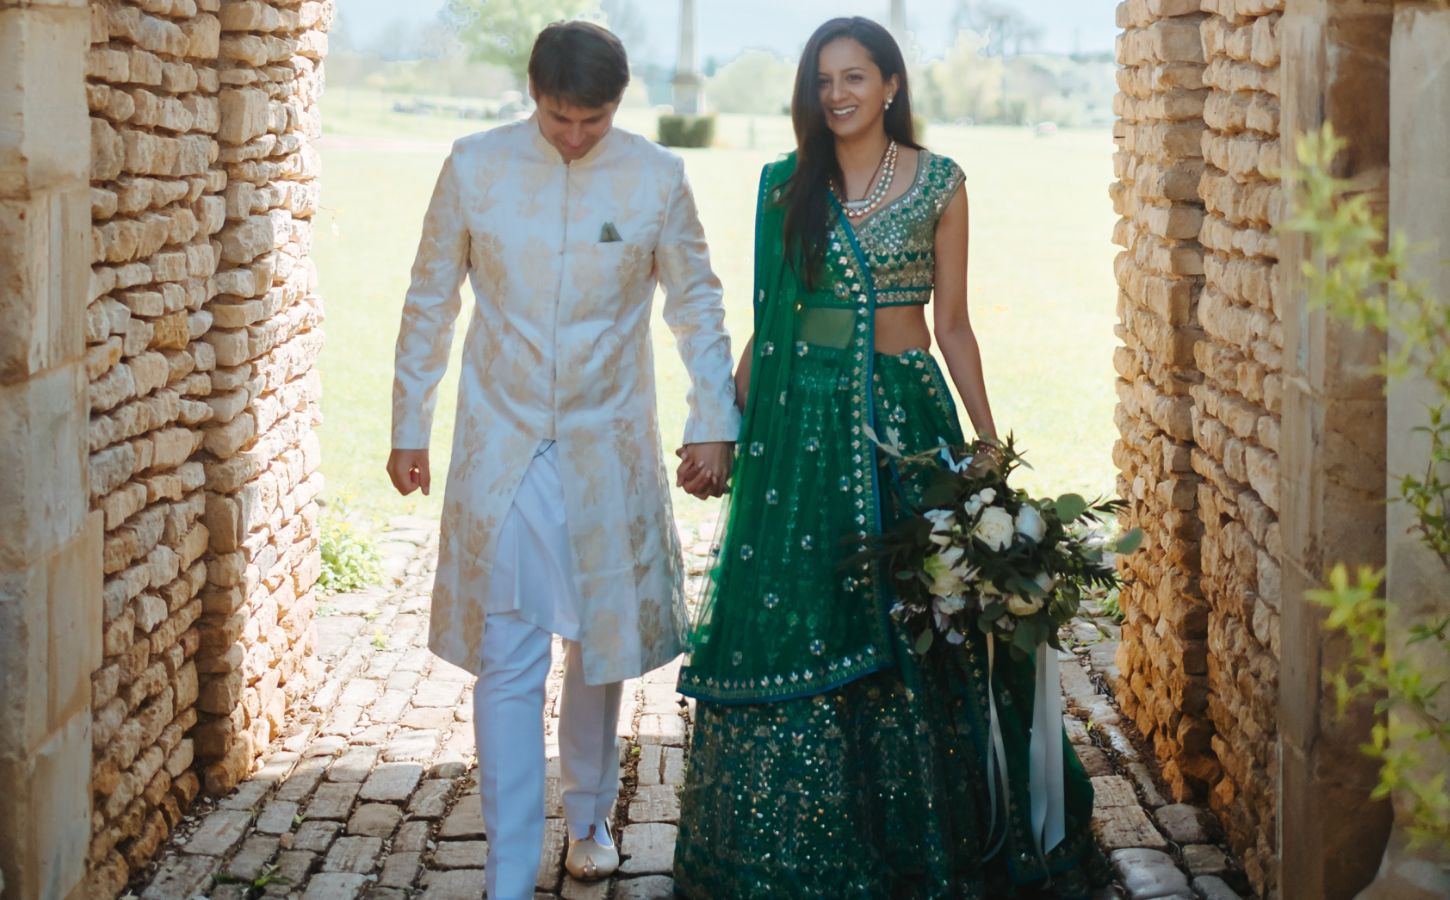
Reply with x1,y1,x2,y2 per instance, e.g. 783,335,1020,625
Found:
885,97,894,111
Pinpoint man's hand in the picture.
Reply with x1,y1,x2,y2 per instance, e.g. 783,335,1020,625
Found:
675,442,733,499
387,448,431,496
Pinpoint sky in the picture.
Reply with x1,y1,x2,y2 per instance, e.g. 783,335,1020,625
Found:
338,0,1120,65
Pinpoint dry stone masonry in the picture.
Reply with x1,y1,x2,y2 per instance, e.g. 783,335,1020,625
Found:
82,0,331,894
1191,2,1282,889
1110,0,1215,809
1111,1,1284,895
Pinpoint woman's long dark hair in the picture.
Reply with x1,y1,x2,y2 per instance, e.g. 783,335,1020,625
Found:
783,17,921,287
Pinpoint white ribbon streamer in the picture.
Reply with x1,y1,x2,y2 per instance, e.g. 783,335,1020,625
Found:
1029,646,1067,855
983,635,1011,859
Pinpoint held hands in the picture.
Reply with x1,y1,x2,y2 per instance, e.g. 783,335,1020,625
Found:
387,448,431,496
675,442,733,499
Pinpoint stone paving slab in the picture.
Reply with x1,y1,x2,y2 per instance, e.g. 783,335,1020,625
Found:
131,519,1256,899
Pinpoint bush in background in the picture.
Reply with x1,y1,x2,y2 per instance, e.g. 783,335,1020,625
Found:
658,114,716,148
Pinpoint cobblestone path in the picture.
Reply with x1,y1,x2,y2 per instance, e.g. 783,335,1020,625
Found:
132,519,1255,900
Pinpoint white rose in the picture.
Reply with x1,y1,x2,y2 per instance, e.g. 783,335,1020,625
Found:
934,594,967,616
924,546,968,597
979,488,996,505
1015,505,1047,543
1006,594,1044,617
1033,571,1057,594
924,508,956,546
972,506,1016,551
925,508,955,532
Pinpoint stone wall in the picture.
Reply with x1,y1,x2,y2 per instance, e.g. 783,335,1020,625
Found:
1110,0,1214,802
0,2,101,897
82,0,329,893
1192,1,1283,889
1111,0,1285,894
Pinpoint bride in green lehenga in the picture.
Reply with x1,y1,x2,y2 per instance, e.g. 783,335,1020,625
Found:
672,17,1110,899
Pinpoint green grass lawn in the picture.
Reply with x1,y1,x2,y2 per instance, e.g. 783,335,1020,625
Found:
313,89,1122,535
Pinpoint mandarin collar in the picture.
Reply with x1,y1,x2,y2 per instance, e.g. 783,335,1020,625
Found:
528,112,615,168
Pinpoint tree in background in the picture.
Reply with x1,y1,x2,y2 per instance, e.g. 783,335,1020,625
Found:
447,0,596,84
704,49,795,115
912,31,1004,124
953,0,1043,58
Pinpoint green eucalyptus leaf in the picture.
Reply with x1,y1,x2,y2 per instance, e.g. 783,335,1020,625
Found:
1113,528,1145,554
1054,493,1088,522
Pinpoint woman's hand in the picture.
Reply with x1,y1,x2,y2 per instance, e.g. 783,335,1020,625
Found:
387,448,431,496
676,442,734,499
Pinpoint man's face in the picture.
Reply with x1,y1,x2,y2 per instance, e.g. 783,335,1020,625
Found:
532,91,619,162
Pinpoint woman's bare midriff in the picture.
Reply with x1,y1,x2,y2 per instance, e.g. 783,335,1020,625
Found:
873,305,932,355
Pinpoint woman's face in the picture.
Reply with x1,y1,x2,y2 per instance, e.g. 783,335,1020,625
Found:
815,37,898,141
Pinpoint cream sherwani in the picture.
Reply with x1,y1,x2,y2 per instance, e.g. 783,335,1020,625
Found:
391,117,739,685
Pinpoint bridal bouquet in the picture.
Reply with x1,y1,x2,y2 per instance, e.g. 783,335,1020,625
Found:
866,431,1141,660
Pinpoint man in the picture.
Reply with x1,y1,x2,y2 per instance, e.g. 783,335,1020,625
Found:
385,21,737,900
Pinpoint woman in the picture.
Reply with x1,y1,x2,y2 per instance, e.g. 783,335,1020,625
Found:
672,17,1109,899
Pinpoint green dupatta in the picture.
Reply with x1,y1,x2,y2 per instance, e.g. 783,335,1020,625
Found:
678,153,900,704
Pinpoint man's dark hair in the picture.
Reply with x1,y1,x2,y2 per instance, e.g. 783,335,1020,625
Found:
528,21,630,108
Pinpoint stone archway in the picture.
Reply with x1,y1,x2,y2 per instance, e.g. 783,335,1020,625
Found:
3,1,1450,898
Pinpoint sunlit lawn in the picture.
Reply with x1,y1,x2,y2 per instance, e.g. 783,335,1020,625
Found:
313,88,1122,534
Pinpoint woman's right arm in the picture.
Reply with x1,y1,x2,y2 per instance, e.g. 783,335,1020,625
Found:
734,335,754,411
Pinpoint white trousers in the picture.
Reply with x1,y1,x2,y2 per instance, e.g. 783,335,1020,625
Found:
473,444,621,900
474,616,622,899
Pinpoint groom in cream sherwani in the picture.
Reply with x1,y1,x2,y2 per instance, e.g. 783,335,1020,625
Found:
386,21,738,900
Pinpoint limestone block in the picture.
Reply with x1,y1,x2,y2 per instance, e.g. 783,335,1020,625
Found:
0,367,90,576
0,6,90,196
296,29,326,62
87,47,129,84
106,6,188,57
181,13,221,59
123,130,181,178
128,48,163,86
91,116,128,182
176,134,215,179
1245,445,1278,512
218,0,282,32
219,33,269,67
1203,58,1278,97
1,190,90,383
151,311,192,351
1146,203,1205,241
156,62,198,96
100,482,147,533
165,208,201,247
1124,120,1206,161
1246,92,1280,137
129,351,171,397
218,214,274,264
0,714,92,900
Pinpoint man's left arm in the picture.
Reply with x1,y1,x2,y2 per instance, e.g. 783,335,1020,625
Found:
656,158,740,495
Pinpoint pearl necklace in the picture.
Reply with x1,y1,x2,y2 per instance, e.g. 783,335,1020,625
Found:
833,140,899,219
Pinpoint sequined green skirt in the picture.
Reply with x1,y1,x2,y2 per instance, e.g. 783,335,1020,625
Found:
674,348,1109,899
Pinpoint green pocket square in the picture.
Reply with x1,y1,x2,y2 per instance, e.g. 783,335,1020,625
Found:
599,222,622,243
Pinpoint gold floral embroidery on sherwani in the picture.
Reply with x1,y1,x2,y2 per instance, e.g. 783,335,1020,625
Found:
392,118,739,683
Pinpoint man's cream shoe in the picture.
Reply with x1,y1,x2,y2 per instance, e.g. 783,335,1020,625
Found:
564,822,619,881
